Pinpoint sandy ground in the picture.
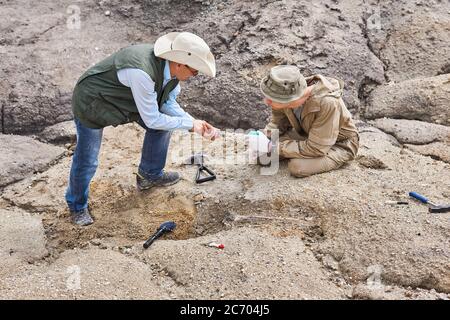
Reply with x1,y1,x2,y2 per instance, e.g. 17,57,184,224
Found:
1,0,449,300
1,124,449,299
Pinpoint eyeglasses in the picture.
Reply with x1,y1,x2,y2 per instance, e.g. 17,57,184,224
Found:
185,65,198,76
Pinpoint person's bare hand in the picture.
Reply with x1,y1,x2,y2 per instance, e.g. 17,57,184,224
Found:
262,129,271,138
191,119,207,136
202,121,221,141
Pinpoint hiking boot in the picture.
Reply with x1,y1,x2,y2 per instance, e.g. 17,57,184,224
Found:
136,171,181,191
70,208,94,226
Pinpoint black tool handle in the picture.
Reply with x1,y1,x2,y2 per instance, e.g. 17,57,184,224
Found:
195,165,216,184
143,228,165,249
429,205,450,214
197,175,216,183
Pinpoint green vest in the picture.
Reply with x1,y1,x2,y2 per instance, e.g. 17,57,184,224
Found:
72,44,179,128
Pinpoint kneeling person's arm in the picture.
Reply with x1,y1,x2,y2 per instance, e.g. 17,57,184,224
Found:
280,99,340,158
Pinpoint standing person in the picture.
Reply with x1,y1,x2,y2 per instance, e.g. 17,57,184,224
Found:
260,65,359,177
66,32,219,226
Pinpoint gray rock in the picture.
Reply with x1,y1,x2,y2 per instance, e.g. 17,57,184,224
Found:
2,85,73,135
36,120,76,144
0,134,65,187
368,1,450,82
406,142,450,164
176,0,385,129
369,118,450,145
365,74,450,125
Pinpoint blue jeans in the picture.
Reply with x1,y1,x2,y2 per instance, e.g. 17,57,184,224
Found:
65,118,171,212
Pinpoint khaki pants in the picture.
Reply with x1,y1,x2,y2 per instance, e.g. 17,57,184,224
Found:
279,130,359,178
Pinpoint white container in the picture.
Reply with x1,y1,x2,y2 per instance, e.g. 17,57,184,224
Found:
248,131,270,153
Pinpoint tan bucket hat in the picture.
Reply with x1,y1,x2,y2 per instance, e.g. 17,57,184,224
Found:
154,32,216,77
260,65,307,103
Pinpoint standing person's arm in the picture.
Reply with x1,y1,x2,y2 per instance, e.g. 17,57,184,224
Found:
161,82,220,139
159,83,194,122
117,68,193,131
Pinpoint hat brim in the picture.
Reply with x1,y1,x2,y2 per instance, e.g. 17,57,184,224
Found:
260,80,304,104
154,32,216,77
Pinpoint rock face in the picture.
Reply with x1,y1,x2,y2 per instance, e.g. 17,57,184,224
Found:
365,74,450,125
178,0,385,129
406,142,450,164
2,0,449,133
368,0,450,82
1,0,386,133
36,120,76,144
0,0,149,135
369,118,450,145
0,134,65,187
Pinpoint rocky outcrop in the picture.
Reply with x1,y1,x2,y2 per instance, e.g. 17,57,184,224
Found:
0,0,149,135
369,118,450,145
365,74,450,125
406,142,450,164
1,0,387,133
179,0,385,128
0,134,65,187
36,120,76,145
2,0,449,133
368,0,450,82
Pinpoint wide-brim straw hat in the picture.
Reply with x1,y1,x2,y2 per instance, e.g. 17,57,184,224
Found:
260,65,307,103
154,32,216,77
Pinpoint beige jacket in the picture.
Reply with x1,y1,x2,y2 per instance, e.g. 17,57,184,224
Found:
265,74,359,159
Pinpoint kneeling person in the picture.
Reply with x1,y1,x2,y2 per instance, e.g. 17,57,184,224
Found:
260,65,359,177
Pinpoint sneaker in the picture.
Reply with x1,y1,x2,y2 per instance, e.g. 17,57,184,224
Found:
136,171,181,191
70,208,94,226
